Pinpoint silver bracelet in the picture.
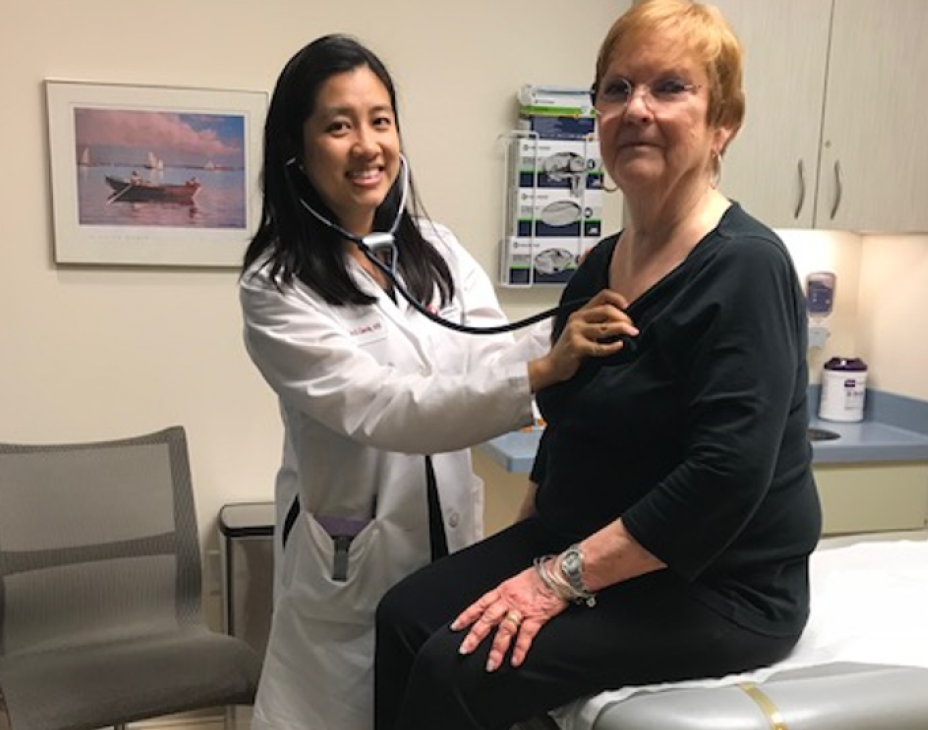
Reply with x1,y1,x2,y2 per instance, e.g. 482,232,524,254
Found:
533,555,596,607
533,555,570,599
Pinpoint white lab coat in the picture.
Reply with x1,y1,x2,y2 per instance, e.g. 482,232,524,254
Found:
240,221,547,730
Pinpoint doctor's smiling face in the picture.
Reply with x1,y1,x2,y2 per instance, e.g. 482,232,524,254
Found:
300,65,401,237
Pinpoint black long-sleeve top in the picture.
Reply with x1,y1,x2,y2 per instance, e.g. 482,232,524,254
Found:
532,203,822,637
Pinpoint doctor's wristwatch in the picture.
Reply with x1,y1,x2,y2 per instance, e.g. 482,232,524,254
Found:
559,543,597,607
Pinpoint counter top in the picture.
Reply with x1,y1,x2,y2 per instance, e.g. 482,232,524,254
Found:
807,417,928,464
478,418,928,474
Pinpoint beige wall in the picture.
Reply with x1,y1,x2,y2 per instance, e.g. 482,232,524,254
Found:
857,236,928,400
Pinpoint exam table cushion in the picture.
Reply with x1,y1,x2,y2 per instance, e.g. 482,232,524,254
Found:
551,536,928,730
590,662,928,730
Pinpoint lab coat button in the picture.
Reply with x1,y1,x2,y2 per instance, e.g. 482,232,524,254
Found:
448,511,460,528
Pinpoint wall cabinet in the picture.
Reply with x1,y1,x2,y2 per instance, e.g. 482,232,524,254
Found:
814,462,928,535
714,0,928,233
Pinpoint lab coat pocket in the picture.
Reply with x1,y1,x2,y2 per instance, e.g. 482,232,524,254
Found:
313,514,375,583
288,512,383,624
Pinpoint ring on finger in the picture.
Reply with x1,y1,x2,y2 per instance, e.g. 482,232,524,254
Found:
502,610,523,628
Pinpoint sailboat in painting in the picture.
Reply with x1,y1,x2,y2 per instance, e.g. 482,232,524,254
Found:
144,151,164,171
78,147,91,166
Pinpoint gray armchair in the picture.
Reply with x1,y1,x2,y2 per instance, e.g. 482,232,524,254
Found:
0,426,262,730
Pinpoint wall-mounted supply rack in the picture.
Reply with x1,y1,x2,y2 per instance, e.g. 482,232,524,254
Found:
499,85,602,288
499,130,603,287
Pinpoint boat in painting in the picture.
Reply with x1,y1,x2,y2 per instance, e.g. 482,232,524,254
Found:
105,175,201,204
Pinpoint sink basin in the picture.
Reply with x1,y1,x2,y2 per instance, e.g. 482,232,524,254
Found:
808,427,840,442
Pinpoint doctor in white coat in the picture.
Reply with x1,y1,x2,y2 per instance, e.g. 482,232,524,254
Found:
239,34,636,730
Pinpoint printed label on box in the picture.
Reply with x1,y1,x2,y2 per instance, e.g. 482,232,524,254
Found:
499,237,587,286
508,188,603,239
510,138,603,192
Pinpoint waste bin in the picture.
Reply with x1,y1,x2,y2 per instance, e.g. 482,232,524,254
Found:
218,502,275,666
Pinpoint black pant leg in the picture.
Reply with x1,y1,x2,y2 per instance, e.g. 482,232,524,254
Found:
375,518,562,730
376,517,800,730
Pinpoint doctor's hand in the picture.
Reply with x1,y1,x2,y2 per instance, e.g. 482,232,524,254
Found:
450,566,568,672
528,289,637,391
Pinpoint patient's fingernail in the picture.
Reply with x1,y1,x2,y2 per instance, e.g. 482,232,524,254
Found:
450,619,461,631
485,659,496,672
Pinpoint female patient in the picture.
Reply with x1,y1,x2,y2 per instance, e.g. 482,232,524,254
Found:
374,2,822,728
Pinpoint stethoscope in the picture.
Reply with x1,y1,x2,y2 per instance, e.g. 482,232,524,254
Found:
288,154,634,345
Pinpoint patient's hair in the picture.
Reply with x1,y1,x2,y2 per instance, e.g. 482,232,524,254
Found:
593,0,745,134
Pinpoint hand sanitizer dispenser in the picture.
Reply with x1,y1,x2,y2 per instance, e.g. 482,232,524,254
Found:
806,271,835,349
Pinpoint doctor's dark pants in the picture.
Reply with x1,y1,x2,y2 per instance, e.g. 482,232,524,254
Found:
374,516,800,730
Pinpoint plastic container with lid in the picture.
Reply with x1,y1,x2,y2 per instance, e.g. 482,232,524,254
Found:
818,357,867,422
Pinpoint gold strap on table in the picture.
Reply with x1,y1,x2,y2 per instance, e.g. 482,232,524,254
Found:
738,682,789,730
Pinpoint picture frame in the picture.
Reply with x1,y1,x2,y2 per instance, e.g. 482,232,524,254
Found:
45,80,267,268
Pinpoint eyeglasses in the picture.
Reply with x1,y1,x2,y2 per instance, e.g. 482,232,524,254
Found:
592,77,701,114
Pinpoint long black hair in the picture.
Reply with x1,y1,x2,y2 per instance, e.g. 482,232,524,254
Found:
242,34,453,307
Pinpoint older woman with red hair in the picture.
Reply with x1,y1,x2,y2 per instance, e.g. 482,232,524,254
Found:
374,2,820,729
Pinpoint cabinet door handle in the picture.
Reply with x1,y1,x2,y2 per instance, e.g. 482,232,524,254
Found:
794,159,806,219
830,161,843,220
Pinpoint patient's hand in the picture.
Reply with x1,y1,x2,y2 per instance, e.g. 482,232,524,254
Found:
528,290,637,391
450,566,568,672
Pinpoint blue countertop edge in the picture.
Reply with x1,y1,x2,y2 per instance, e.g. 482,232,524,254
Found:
478,389,928,474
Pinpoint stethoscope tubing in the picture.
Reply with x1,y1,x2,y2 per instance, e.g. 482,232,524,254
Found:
357,242,589,335
291,154,633,344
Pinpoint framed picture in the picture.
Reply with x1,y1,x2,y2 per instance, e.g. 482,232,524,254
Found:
45,80,267,267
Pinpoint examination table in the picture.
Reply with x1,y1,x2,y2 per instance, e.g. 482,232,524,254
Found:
218,502,928,730
525,535,928,730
